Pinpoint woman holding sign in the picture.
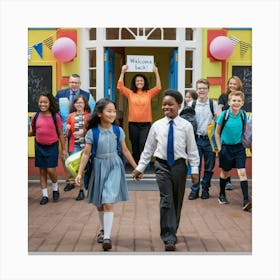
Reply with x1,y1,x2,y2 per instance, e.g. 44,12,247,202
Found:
117,64,161,163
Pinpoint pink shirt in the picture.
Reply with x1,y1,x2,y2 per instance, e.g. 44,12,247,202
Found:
31,113,62,145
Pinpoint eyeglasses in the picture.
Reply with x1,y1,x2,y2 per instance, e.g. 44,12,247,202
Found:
69,81,80,85
197,87,208,90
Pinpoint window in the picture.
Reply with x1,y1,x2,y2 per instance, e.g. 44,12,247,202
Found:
88,49,96,100
185,50,194,89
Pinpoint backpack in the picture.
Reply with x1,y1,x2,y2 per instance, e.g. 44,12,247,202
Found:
179,99,214,135
83,125,124,190
219,109,248,147
32,112,58,136
179,105,197,134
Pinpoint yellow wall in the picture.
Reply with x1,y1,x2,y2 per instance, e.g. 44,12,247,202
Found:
201,28,252,99
28,28,81,156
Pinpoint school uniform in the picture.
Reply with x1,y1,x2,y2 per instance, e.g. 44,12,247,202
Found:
136,116,199,244
85,125,129,207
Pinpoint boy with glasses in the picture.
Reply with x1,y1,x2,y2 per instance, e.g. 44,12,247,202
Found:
188,79,218,200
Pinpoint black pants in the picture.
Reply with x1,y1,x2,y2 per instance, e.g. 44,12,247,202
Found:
128,122,151,163
154,158,187,243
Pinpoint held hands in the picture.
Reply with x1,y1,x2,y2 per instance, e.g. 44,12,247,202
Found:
191,174,199,185
132,169,143,181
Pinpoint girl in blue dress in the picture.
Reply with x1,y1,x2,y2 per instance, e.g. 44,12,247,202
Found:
75,98,138,251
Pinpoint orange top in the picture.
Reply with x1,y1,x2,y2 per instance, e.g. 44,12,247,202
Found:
117,81,161,122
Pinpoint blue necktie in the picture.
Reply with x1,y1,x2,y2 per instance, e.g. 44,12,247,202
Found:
167,120,174,167
70,92,76,109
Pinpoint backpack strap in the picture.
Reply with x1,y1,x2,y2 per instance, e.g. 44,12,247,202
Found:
191,99,214,117
191,100,196,109
220,109,230,135
91,127,100,158
209,99,214,117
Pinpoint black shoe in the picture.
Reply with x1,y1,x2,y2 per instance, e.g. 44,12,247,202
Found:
103,239,112,251
52,190,60,202
64,183,75,192
97,229,104,243
201,189,209,199
218,194,229,204
242,200,252,211
76,190,85,201
165,240,176,251
188,190,199,200
40,196,49,205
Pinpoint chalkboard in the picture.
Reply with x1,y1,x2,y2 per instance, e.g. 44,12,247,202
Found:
232,65,252,112
28,66,53,112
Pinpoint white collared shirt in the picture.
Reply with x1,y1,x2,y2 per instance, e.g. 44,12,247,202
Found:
136,116,199,174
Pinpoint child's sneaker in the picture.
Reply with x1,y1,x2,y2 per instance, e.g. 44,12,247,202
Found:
225,182,233,190
242,200,252,211
218,194,229,204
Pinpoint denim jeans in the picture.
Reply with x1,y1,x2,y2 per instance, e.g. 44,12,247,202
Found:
191,138,216,192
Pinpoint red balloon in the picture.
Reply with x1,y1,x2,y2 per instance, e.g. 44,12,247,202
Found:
209,36,233,60
52,37,76,62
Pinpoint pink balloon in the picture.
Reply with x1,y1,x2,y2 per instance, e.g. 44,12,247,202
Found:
52,37,76,62
209,36,233,60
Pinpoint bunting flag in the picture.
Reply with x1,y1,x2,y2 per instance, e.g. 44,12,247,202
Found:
230,35,240,46
43,36,54,49
28,46,33,60
33,42,43,58
240,41,251,55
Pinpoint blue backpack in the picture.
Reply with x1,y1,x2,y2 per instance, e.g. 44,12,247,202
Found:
83,125,124,189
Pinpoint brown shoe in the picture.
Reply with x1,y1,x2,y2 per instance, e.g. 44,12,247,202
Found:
103,239,112,251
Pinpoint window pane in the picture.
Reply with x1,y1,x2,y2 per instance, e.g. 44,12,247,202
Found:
185,70,193,88
89,28,96,40
106,28,119,40
89,69,96,89
89,89,96,101
185,50,193,68
121,28,136,40
89,50,96,68
185,28,193,40
163,28,176,40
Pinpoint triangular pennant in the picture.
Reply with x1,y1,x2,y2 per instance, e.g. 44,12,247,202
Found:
230,35,240,46
33,42,43,58
240,41,250,55
28,46,33,60
43,36,54,49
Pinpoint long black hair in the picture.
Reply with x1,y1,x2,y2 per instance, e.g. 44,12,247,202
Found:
130,74,149,93
86,98,117,130
38,92,59,114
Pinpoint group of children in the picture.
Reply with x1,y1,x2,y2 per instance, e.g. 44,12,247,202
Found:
29,77,252,252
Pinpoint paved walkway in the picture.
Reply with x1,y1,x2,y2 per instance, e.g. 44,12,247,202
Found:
28,175,252,254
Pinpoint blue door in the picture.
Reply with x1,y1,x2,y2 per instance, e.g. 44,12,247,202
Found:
104,48,115,100
168,48,178,90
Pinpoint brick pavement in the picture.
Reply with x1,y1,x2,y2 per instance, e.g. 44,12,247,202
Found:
28,177,252,254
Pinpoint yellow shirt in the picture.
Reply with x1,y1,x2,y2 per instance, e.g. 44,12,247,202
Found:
117,81,161,122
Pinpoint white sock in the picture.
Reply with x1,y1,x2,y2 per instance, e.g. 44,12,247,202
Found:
98,211,104,230
103,212,114,239
52,182,58,191
42,188,48,197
